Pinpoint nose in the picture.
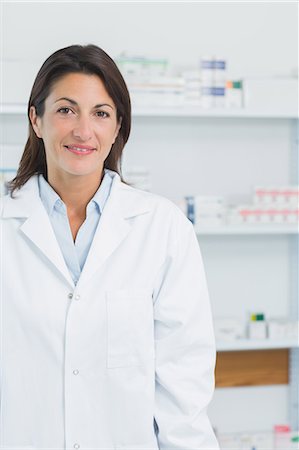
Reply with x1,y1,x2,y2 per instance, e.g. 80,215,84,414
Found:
72,115,93,141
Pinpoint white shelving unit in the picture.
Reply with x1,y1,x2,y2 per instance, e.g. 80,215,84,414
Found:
0,104,28,114
128,102,298,431
1,99,298,432
133,106,297,120
217,338,299,352
196,225,298,235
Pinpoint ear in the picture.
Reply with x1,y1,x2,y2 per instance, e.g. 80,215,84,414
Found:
29,106,43,138
113,117,122,144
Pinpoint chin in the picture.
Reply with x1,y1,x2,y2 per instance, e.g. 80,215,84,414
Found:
65,166,103,178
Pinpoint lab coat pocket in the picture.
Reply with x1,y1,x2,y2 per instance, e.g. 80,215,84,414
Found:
106,289,155,369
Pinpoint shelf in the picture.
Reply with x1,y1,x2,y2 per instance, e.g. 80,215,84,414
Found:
216,338,299,352
0,104,27,114
132,105,298,119
0,103,298,119
195,224,298,235
215,348,289,387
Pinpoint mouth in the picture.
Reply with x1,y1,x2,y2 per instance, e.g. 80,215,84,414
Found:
64,145,96,155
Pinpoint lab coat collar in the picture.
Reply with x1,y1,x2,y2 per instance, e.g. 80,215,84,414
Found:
1,171,152,287
1,170,151,219
77,169,152,286
1,176,75,287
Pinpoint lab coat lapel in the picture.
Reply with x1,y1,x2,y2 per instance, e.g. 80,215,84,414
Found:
2,176,74,287
2,173,151,288
78,174,150,286
78,204,131,286
20,206,74,287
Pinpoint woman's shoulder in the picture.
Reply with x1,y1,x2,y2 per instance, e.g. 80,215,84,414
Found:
118,181,191,228
0,175,40,219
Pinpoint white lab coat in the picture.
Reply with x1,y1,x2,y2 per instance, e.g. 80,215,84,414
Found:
0,170,219,450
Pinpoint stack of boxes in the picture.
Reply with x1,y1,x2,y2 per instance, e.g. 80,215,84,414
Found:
200,56,227,108
183,186,299,227
116,53,244,109
217,428,299,450
115,54,185,107
228,186,299,225
214,314,298,342
184,195,226,226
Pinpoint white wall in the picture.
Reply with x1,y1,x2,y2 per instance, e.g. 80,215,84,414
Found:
1,1,297,77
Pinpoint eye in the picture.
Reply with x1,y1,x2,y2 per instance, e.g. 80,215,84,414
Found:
96,110,109,118
57,107,73,114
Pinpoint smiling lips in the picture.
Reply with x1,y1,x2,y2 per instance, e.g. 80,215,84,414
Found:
64,144,96,155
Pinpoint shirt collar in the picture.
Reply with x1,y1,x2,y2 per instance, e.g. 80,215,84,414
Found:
91,169,113,213
38,174,60,216
38,169,113,216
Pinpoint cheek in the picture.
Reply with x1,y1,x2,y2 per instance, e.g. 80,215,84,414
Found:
95,123,119,143
44,120,70,145
53,117,72,134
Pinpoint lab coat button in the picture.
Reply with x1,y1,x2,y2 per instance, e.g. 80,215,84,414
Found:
74,444,80,449
74,294,80,301
73,369,79,375
68,293,73,299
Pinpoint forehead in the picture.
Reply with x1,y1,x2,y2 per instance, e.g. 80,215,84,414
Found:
47,72,113,102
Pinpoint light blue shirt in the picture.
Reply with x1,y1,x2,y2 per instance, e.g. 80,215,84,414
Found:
38,170,113,285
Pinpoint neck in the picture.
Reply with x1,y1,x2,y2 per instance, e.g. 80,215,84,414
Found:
47,170,104,215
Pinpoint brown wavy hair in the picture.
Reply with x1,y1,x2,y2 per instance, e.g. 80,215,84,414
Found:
8,44,131,196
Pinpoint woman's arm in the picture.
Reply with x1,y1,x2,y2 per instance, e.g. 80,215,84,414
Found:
153,212,219,450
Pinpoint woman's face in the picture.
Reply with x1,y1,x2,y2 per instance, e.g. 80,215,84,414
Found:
30,72,121,183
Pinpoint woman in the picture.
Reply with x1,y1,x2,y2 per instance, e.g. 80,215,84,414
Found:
1,44,219,450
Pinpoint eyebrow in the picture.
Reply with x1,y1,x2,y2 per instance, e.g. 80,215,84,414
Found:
54,97,114,110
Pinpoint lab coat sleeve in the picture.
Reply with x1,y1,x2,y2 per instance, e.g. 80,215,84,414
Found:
153,208,219,450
